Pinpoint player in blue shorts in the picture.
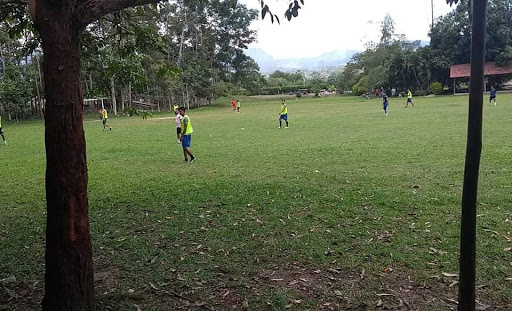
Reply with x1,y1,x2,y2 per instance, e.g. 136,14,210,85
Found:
279,100,289,128
383,93,389,117
489,87,497,106
178,107,196,163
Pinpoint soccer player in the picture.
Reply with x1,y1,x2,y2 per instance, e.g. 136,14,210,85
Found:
178,107,196,163
102,108,112,131
231,98,237,113
279,99,289,128
236,100,241,112
175,108,183,144
405,90,415,107
489,87,497,106
0,116,7,145
383,93,389,117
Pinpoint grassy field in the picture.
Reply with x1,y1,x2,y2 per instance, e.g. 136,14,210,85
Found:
1,94,511,310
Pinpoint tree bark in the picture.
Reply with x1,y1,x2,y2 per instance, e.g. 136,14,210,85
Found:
33,4,94,311
110,76,117,115
458,1,487,310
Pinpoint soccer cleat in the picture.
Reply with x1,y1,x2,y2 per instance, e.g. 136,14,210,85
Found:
183,159,188,162
190,157,196,163
3,141,6,145
110,127,112,131
278,127,281,129
176,139,181,144
285,127,289,129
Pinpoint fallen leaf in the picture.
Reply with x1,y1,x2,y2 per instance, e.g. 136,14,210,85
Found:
376,293,394,296
271,278,283,281
334,290,343,296
285,304,293,309
448,281,459,287
222,290,230,298
504,247,511,251
376,299,383,307
442,272,459,278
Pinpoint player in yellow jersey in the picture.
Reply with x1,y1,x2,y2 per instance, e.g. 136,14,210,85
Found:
278,99,289,128
102,109,112,131
178,107,196,163
0,116,7,145
405,90,414,107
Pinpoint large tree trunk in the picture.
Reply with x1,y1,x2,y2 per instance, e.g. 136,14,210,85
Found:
458,1,487,310
33,5,94,311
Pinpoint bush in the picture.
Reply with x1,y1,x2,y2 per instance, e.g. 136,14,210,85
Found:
352,76,369,96
123,106,138,117
430,82,443,95
296,92,302,98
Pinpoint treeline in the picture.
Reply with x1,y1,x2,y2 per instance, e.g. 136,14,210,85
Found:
0,1,263,119
335,0,512,96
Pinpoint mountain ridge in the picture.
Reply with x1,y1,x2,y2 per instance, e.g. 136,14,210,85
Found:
246,47,359,74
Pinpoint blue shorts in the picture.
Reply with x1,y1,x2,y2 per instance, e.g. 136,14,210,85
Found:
280,114,288,120
383,103,389,110
182,135,191,148
407,98,412,103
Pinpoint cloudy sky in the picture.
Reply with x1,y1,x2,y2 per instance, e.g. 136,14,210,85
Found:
239,0,458,59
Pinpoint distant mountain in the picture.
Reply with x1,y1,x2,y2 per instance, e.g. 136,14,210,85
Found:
246,48,358,74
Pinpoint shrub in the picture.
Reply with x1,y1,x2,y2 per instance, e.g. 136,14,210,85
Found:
352,76,369,96
296,92,302,98
430,82,443,95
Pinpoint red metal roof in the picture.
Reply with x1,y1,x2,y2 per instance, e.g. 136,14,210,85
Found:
450,62,512,78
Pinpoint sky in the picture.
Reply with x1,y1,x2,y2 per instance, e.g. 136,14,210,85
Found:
239,0,458,59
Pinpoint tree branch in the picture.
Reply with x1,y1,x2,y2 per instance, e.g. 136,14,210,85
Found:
77,0,162,26
0,0,27,4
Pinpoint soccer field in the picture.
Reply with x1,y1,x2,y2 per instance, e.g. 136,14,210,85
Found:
1,94,511,310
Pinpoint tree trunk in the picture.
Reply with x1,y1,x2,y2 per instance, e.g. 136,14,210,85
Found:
110,77,117,115
0,45,5,76
458,1,487,311
34,6,94,311
120,87,125,112
128,81,132,106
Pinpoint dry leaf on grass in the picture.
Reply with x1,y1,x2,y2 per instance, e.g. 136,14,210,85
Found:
442,272,459,278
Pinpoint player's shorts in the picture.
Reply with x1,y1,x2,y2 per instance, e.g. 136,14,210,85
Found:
182,135,191,148
383,103,389,110
407,98,412,103
102,118,107,125
176,127,182,136
0,128,3,135
280,114,288,120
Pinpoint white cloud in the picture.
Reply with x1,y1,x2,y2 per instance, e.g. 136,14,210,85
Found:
239,0,456,59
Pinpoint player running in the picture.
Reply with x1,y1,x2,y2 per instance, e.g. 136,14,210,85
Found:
279,99,289,128
489,87,497,106
236,100,241,113
178,107,196,163
231,98,237,113
383,93,389,117
405,90,415,107
102,108,112,131
0,116,7,145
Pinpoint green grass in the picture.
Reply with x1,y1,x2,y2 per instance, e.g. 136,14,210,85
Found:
1,94,511,310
